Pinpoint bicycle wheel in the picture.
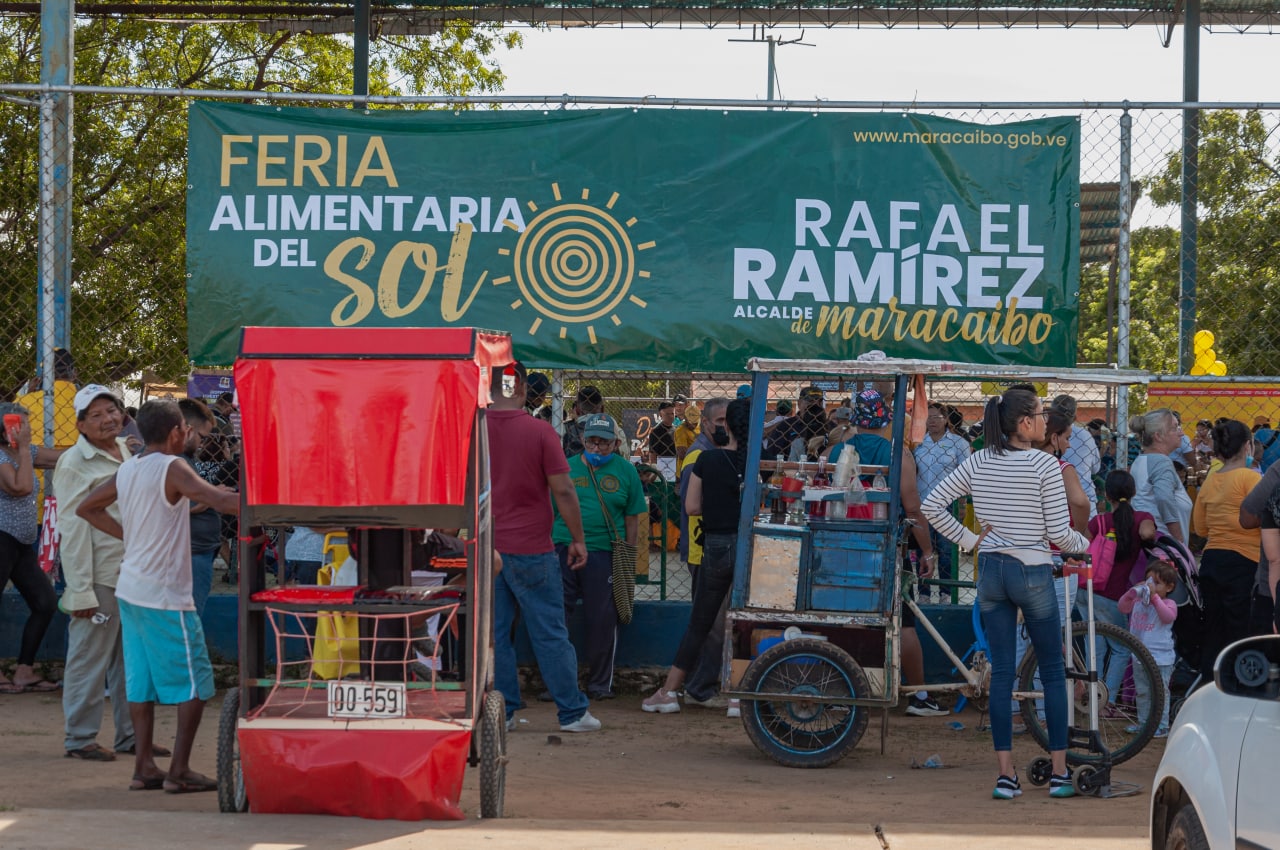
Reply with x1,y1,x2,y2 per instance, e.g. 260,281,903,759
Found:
739,638,870,769
1017,620,1164,766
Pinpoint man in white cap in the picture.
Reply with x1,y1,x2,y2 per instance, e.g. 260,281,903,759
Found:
53,384,146,761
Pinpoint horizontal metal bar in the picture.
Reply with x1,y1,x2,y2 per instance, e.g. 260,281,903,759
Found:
2,82,1280,112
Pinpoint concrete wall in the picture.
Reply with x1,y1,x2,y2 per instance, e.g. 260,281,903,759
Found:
2,589,975,682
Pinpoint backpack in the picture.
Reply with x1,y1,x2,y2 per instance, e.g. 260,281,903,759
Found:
1086,525,1120,588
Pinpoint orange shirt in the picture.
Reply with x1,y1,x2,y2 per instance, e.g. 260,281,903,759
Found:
1191,466,1262,560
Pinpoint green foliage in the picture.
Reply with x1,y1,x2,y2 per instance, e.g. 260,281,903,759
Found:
1132,109,1280,375
0,13,520,394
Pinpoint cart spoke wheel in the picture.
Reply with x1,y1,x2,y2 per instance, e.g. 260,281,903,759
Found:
1016,621,1164,766
217,689,249,813
740,638,870,769
479,690,507,818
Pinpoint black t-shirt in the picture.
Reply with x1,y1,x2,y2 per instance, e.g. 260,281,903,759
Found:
184,454,224,553
691,449,745,535
649,422,676,457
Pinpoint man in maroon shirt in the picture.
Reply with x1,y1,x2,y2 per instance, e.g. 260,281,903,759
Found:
486,362,600,733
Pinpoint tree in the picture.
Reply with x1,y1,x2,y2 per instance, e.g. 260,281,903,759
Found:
1087,109,1280,377
0,13,520,395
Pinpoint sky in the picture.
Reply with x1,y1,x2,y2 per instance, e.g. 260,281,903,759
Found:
492,25,1280,103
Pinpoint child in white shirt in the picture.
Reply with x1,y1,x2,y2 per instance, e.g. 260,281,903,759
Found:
1118,559,1180,736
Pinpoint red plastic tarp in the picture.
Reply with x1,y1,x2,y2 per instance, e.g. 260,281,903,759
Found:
239,726,469,820
234,327,511,509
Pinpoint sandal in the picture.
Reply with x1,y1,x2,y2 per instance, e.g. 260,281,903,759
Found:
65,743,116,762
11,678,59,693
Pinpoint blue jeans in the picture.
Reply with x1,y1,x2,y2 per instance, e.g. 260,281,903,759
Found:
1075,593,1131,699
1135,661,1173,731
494,551,589,726
191,548,218,617
979,552,1068,753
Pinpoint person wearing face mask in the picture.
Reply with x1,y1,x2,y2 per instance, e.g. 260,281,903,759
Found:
552,413,647,700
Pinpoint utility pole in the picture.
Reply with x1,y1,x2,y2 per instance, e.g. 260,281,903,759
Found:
729,27,813,109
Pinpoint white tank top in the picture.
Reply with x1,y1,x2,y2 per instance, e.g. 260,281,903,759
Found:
115,453,193,611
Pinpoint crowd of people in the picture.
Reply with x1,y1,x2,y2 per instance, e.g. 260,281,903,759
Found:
4,355,1280,803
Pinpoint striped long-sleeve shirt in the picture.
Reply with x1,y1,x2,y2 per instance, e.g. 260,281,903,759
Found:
920,447,1089,566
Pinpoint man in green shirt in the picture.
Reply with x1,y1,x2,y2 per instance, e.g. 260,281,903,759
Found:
552,413,647,700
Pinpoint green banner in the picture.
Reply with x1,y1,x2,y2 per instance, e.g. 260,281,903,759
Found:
187,103,1080,369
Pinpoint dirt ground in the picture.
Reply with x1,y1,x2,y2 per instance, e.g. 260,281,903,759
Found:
0,686,1161,835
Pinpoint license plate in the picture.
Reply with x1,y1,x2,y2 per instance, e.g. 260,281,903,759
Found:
327,681,406,719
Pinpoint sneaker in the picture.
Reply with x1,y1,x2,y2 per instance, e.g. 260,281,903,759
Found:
726,698,741,718
641,688,681,714
559,710,602,733
992,774,1022,799
1049,771,1076,798
1124,723,1141,734
506,716,516,732
684,692,728,709
1154,726,1169,738
906,695,948,717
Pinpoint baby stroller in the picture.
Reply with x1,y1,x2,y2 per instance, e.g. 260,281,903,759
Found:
1142,533,1203,723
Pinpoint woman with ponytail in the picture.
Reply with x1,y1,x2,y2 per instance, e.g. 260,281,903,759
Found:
922,387,1089,799
642,398,751,714
1089,470,1158,714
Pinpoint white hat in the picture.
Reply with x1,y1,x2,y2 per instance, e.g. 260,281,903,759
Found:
73,384,121,417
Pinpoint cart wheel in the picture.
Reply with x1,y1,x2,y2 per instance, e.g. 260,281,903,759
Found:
479,690,507,818
217,689,249,813
739,638,870,769
1073,765,1099,796
1027,757,1053,787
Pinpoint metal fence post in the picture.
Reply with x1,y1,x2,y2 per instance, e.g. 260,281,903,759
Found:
1116,109,1133,468
38,0,74,448
1178,0,1201,374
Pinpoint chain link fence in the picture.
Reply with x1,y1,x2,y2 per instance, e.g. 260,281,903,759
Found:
3,80,1279,600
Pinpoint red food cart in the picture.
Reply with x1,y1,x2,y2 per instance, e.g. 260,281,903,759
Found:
216,326,510,820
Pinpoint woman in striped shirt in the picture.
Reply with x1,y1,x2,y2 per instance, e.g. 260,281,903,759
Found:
922,387,1090,800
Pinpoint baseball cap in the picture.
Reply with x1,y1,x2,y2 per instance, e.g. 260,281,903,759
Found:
854,389,889,429
73,384,122,417
800,385,823,400
581,413,618,441
672,394,688,404
736,384,752,399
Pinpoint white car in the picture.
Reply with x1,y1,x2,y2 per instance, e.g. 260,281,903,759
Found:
1150,635,1280,850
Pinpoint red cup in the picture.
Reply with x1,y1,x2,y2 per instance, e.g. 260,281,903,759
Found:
3,414,21,445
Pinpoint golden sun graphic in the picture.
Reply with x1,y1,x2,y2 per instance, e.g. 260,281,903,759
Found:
494,183,654,344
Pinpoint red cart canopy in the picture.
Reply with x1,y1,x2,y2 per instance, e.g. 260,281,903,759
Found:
234,327,511,520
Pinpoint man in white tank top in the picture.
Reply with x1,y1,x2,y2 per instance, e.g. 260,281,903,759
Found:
77,399,240,794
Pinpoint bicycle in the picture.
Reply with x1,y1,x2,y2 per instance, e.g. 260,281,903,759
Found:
910,561,1166,769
